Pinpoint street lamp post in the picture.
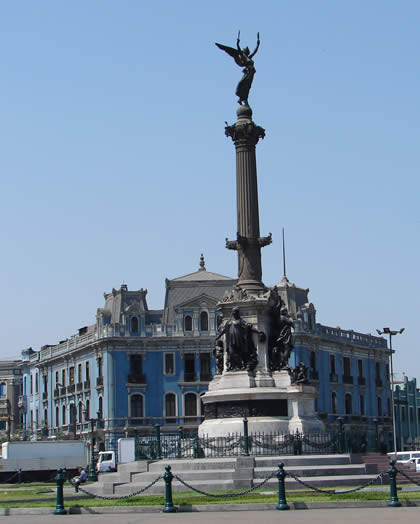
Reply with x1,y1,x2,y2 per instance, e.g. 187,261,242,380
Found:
376,327,405,457
83,408,98,482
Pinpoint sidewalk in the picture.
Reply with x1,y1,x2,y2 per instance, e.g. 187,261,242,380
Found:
2,507,420,522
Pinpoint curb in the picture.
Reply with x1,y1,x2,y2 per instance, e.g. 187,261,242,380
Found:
1,500,420,515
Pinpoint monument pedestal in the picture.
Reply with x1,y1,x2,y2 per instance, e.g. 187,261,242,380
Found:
200,370,324,438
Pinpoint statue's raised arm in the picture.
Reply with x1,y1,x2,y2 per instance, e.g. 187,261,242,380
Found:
215,31,260,106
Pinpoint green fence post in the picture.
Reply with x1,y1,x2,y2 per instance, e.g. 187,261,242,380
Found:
337,417,345,453
162,465,177,513
242,417,250,457
155,424,162,460
193,435,201,458
387,460,401,507
53,468,67,515
276,462,289,511
17,468,22,484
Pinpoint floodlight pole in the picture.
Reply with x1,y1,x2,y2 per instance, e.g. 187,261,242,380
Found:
377,327,404,457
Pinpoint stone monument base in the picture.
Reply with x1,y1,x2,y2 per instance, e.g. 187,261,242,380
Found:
199,371,325,438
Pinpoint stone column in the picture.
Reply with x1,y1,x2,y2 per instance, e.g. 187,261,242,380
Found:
225,106,271,292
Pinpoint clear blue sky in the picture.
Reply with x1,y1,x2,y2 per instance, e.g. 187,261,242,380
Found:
1,1,418,380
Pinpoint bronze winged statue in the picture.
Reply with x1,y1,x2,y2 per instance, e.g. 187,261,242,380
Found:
216,31,260,106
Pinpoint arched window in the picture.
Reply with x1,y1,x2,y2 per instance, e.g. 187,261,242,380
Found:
377,396,382,416
131,317,139,333
200,311,208,331
360,395,365,415
345,393,352,415
184,315,192,331
69,404,75,425
130,394,144,421
62,405,66,425
98,397,103,419
0,383,5,397
56,406,59,426
165,393,176,423
331,392,337,414
78,401,83,423
85,399,90,421
185,394,197,416
185,393,197,418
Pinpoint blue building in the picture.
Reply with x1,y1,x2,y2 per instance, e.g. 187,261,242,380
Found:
18,257,392,453
394,377,420,450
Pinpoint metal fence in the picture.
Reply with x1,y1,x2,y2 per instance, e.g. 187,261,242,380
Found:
134,425,380,460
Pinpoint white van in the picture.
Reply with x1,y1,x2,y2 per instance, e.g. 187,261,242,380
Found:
387,451,420,465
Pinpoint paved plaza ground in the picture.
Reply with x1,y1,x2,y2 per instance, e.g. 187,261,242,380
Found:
2,508,419,524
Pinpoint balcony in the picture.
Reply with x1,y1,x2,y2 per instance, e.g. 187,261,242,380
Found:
376,378,383,387
183,372,196,382
84,379,91,390
77,382,83,392
67,384,75,394
53,389,59,399
128,374,146,384
329,373,338,383
42,392,48,401
60,387,66,396
343,375,354,385
358,376,366,386
96,376,103,387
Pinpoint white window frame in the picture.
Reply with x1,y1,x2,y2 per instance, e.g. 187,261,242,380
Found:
163,352,176,376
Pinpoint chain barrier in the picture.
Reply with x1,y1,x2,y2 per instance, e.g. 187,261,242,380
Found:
71,474,163,500
173,470,277,498
286,470,386,495
396,468,420,487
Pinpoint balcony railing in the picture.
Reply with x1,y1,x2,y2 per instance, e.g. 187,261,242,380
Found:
343,375,354,385
96,376,103,387
60,387,66,396
358,376,366,386
67,384,75,394
77,382,83,392
42,392,48,401
53,389,59,399
84,379,91,390
128,374,146,384
183,372,196,382
329,373,338,383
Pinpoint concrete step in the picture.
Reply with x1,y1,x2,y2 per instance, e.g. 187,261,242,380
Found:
254,454,355,467
254,464,371,478
147,457,237,472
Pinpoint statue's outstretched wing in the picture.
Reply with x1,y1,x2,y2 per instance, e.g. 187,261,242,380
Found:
215,43,245,67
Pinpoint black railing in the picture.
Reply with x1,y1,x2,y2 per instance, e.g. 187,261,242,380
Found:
343,375,354,385
77,382,83,391
128,374,146,384
67,384,75,394
60,387,66,396
96,376,103,387
84,379,91,389
183,372,196,382
329,373,338,383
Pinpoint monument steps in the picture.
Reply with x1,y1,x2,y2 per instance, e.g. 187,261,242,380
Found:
87,454,380,497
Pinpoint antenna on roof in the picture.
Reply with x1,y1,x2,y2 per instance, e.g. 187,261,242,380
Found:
282,228,289,283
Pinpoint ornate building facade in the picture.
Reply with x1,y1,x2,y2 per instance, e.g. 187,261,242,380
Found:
15,257,392,453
